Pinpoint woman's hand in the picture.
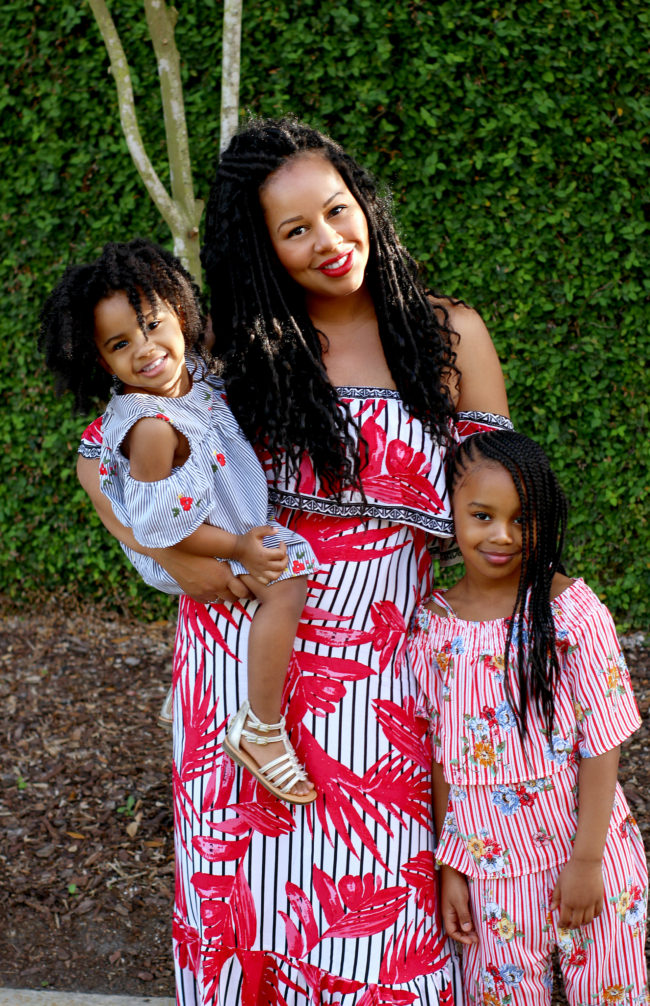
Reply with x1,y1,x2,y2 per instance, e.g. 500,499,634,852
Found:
233,526,288,585
440,866,479,945
149,549,252,604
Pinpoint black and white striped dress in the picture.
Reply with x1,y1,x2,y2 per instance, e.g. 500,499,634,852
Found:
79,396,512,1006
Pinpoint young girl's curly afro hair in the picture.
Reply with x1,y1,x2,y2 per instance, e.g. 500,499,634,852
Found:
202,116,460,493
449,430,569,739
39,238,205,413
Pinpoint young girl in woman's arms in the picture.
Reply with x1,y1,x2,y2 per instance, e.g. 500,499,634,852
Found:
408,430,647,1003
40,239,318,804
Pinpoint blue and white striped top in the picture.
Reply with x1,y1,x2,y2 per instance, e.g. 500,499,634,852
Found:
98,360,317,594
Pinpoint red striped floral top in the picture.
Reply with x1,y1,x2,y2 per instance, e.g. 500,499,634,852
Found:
408,578,641,877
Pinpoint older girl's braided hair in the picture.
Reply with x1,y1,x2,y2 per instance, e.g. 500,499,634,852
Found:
202,116,459,492
449,430,569,739
39,239,205,413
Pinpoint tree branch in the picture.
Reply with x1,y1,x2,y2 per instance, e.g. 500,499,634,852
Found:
87,0,203,281
220,0,242,153
144,0,202,231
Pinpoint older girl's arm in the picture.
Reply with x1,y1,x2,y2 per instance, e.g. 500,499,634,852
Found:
432,761,478,946
550,746,619,929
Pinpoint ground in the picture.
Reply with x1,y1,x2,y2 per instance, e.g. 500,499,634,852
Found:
0,603,648,1001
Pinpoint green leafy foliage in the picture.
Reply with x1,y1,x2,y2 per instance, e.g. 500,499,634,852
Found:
2,1,648,626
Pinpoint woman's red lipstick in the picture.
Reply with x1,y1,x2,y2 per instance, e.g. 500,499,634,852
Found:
318,250,354,277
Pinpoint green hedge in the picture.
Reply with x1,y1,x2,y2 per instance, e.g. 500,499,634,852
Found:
2,1,648,626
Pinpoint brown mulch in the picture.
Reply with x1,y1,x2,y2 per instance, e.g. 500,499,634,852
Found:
0,604,647,1000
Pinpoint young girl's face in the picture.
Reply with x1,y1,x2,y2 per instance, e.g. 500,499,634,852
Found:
94,291,189,398
452,461,524,586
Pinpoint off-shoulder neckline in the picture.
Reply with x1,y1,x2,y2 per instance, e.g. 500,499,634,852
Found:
424,577,583,626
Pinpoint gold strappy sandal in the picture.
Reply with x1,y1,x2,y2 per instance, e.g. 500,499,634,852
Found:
223,700,317,805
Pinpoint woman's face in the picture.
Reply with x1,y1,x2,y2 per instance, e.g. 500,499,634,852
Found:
259,152,370,308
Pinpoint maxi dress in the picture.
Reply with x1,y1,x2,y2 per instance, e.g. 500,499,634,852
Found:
79,393,512,1006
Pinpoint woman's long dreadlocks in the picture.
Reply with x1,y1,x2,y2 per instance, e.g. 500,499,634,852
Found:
39,239,205,413
449,430,569,740
202,116,459,493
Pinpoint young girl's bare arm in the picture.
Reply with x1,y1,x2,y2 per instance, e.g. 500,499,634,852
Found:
550,746,620,929
432,760,478,945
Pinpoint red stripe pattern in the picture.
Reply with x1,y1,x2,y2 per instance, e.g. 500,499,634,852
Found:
409,579,642,879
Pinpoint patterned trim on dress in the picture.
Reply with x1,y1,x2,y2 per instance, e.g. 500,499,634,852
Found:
336,386,401,400
269,488,454,534
78,442,102,459
456,411,514,430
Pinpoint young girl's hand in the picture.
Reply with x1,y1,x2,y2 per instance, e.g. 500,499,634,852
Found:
234,526,289,584
550,857,604,929
440,865,479,945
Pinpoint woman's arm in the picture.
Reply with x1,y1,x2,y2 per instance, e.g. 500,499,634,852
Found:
77,455,252,603
550,747,619,929
442,302,509,416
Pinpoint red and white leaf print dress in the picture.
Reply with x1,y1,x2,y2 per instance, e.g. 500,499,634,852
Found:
80,392,512,1006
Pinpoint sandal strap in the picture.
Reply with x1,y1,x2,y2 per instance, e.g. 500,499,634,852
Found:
226,700,311,790
240,724,285,746
244,704,286,734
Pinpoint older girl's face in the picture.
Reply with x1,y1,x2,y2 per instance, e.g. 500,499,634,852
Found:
259,152,370,308
452,462,523,587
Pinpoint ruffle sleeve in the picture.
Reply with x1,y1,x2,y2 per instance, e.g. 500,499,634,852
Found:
119,457,218,549
78,416,184,594
78,416,103,459
559,588,641,757
268,388,455,538
454,410,514,440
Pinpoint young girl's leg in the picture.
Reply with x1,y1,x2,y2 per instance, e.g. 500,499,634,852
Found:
226,574,314,801
241,574,306,723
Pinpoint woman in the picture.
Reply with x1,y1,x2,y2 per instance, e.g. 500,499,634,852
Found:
78,118,510,1005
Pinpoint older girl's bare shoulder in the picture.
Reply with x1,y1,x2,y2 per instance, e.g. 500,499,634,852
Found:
424,599,449,618
550,573,576,600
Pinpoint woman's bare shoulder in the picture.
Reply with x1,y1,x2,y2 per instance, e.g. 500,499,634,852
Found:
430,296,509,415
429,296,488,341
